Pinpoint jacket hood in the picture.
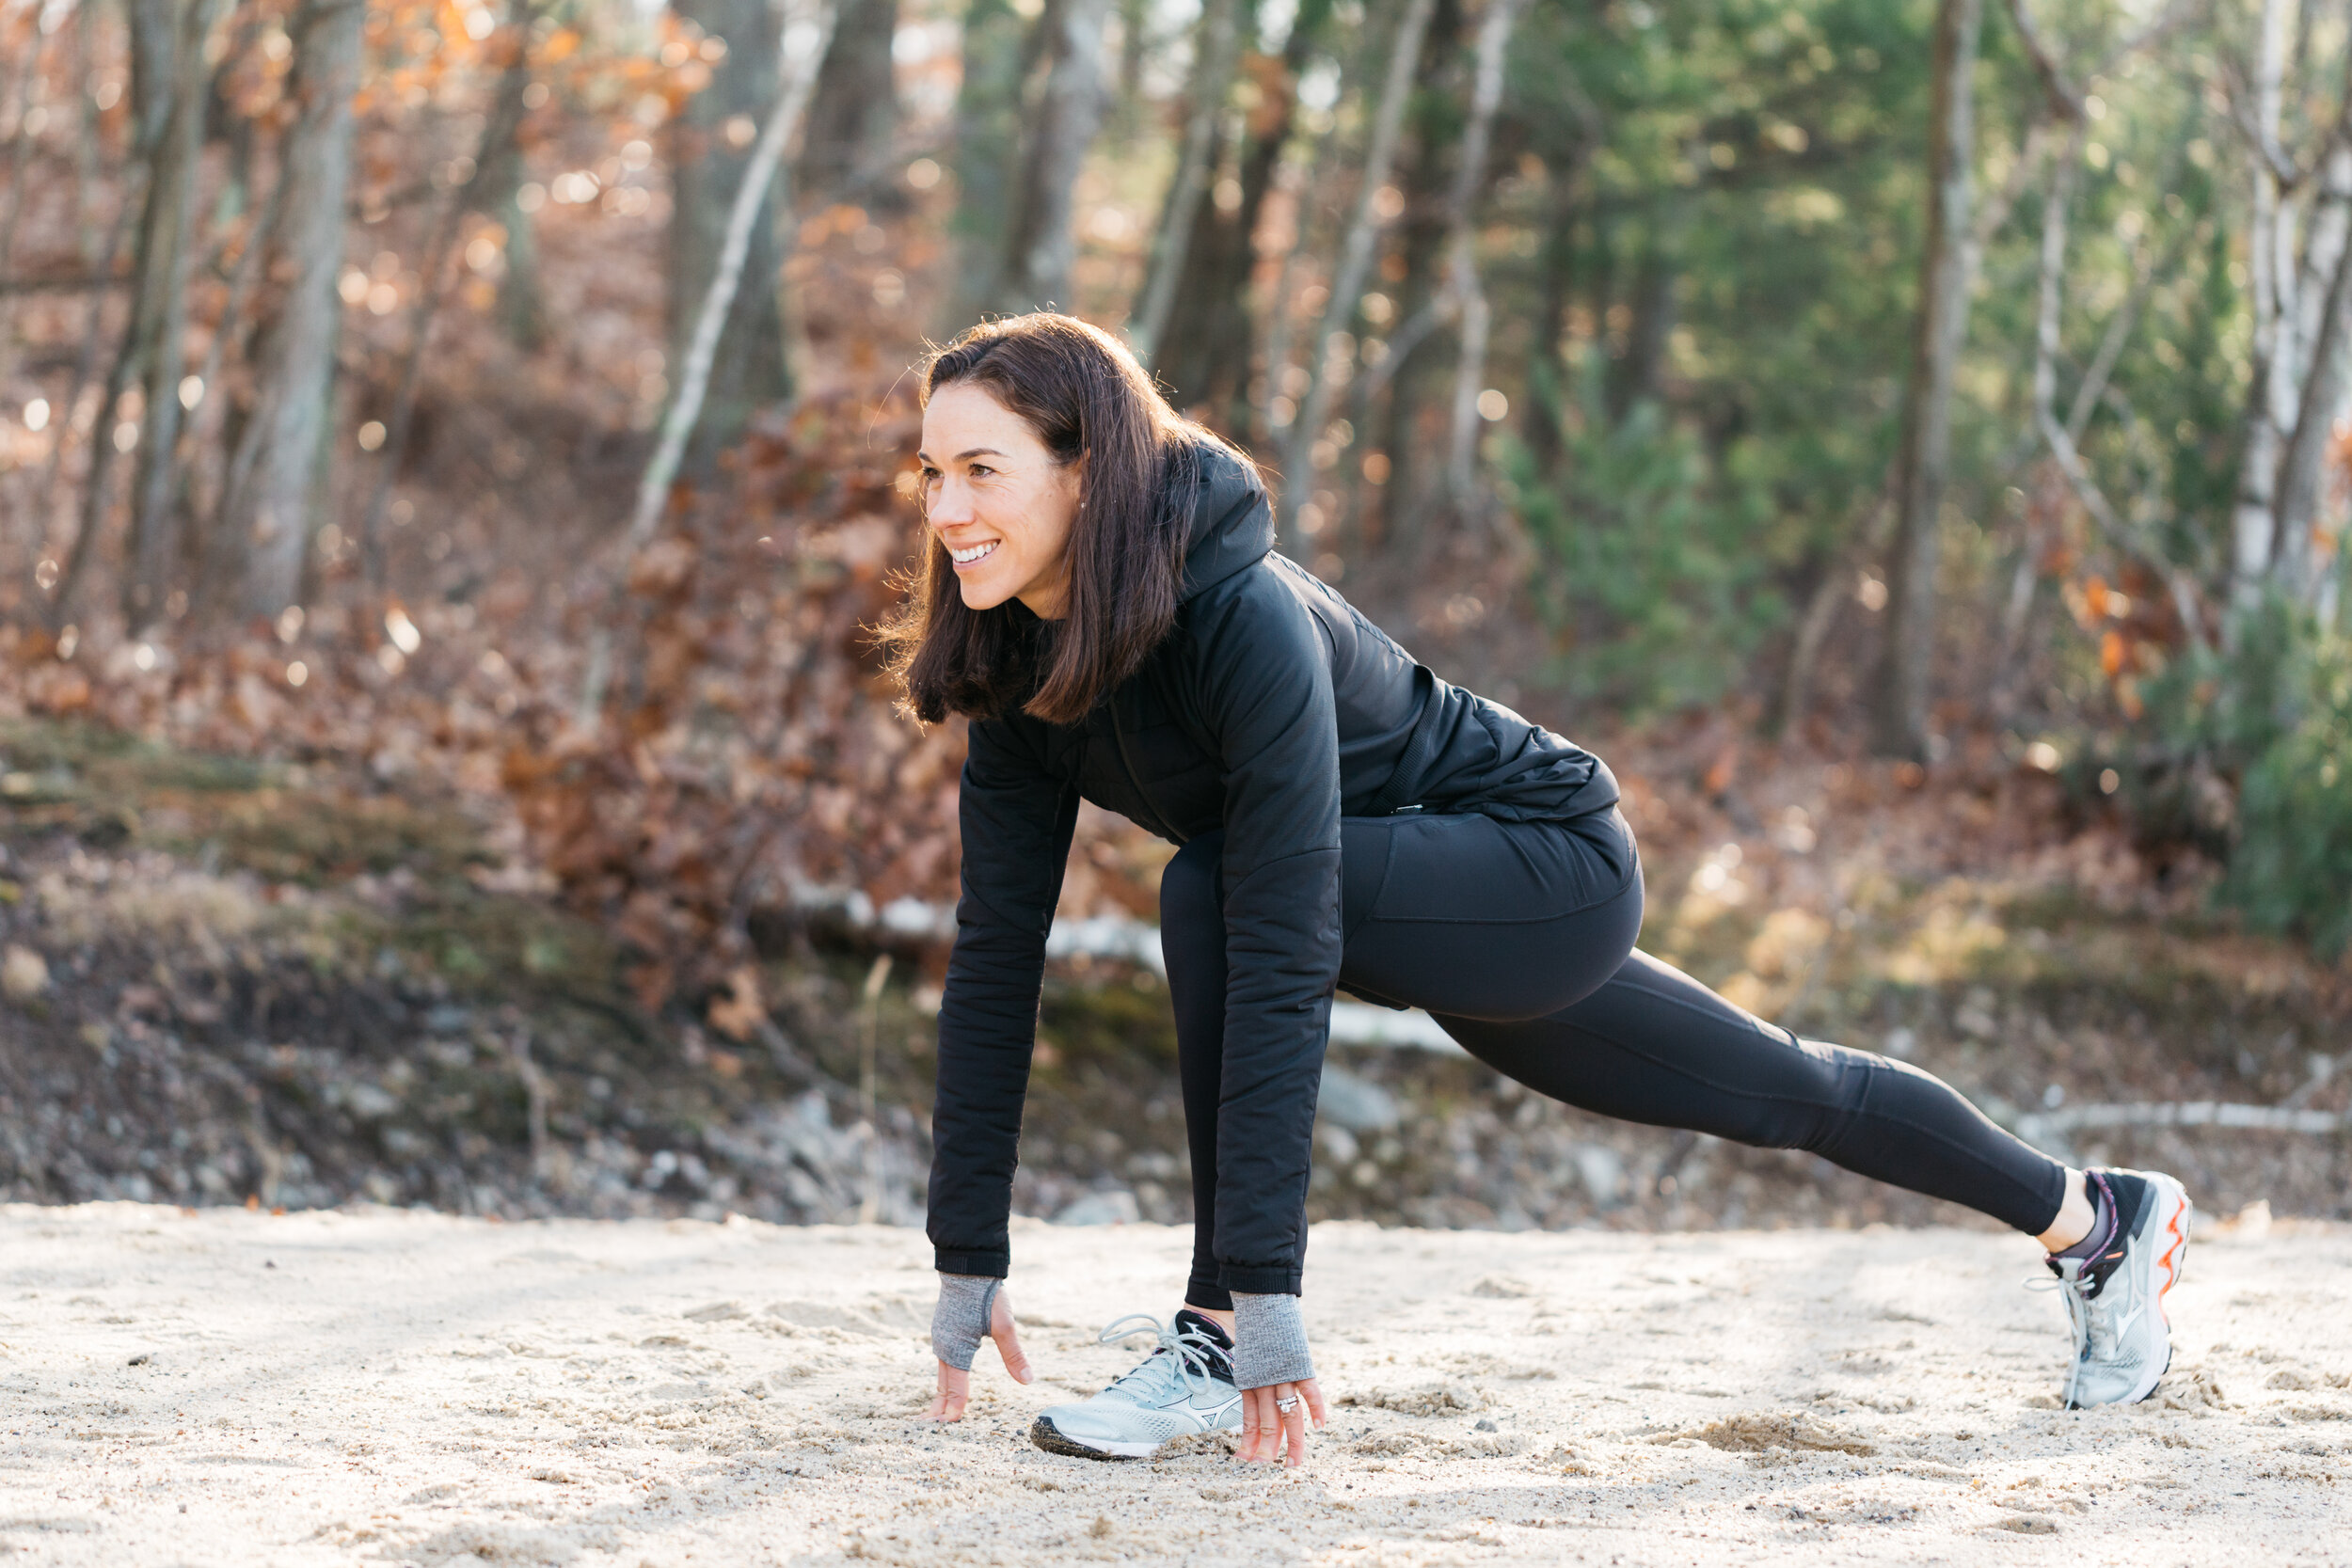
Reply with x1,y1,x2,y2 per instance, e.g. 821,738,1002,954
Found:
1172,440,1275,602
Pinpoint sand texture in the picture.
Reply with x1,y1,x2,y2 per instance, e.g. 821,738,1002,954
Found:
2,1203,2347,1565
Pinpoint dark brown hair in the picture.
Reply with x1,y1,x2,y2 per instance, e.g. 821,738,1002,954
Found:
882,313,1239,726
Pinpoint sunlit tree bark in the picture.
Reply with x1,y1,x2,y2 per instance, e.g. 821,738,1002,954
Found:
993,0,1112,313
1870,0,1981,762
2230,0,2294,604
214,0,365,618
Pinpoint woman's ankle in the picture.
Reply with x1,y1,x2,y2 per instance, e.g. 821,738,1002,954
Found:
2035,1168,2095,1253
1184,1301,1236,1335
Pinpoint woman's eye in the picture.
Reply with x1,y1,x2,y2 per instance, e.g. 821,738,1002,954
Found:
968,464,994,478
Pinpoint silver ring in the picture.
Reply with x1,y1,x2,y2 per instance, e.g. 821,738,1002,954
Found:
1275,1396,1298,1413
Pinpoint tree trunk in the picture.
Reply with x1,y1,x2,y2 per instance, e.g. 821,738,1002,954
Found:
124,0,223,627
946,0,1032,327
2231,0,2292,608
1128,0,1241,363
469,12,548,350
1281,0,1438,546
53,0,204,624
361,5,541,592
579,4,839,724
802,0,899,206
1518,171,1581,476
1157,0,1333,422
1364,0,1461,546
2273,160,2352,607
1113,0,1150,138
1869,0,1982,763
993,0,1112,314
669,0,792,469
214,0,364,618
124,0,181,160
1604,214,1677,424
1440,0,1525,517
0,18,54,334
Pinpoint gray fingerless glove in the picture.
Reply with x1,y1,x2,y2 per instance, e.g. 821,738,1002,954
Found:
930,1274,1001,1370
1231,1291,1315,1389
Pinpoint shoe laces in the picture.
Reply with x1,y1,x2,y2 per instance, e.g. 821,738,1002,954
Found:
1095,1313,1231,1402
2026,1259,2112,1409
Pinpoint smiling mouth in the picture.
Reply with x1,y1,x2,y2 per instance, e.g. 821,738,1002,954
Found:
947,541,999,566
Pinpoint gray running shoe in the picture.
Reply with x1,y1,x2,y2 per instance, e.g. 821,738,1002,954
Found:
1029,1309,1242,1461
2040,1167,2193,1408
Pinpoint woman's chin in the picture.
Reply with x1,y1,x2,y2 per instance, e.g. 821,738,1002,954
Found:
955,576,1015,612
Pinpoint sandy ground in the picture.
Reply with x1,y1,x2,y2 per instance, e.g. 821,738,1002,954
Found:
2,1204,2347,1566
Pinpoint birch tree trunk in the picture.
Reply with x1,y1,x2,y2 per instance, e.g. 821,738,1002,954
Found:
1869,0,1982,762
1441,0,1525,515
670,0,793,470
2231,0,2294,605
993,0,1112,313
802,0,899,204
2272,154,2352,606
1278,0,1437,544
1127,0,1240,363
215,0,365,618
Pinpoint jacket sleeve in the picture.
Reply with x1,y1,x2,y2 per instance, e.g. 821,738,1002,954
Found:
1197,579,1343,1294
928,717,1080,1278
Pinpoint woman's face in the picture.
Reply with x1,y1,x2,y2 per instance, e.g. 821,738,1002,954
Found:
918,382,1082,620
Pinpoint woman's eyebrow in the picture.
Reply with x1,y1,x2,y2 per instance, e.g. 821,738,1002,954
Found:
914,447,1009,465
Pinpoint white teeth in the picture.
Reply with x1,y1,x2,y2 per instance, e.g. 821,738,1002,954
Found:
948,541,998,564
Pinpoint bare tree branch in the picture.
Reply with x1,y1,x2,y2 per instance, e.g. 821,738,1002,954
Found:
2028,129,2209,647
2001,0,2082,119
2065,219,2190,445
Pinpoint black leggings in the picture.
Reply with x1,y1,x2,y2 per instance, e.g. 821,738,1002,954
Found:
1161,809,2068,1311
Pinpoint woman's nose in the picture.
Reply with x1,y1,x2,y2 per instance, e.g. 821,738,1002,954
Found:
929,478,975,528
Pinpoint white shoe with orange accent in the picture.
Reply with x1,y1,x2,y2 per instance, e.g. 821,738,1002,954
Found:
2042,1167,2192,1408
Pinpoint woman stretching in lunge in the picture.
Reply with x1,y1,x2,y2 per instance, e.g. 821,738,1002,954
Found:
885,313,2192,1468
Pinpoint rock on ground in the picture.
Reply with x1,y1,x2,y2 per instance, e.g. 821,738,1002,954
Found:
1,1204,2347,1565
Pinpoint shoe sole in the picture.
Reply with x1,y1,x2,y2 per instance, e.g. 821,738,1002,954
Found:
1028,1415,1163,1461
2067,1171,2192,1409
2134,1172,2192,1404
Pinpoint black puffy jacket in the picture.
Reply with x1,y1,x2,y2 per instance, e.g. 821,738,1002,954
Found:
927,442,1619,1292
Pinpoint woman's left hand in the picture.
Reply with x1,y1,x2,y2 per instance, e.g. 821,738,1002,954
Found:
1237,1376,1327,1467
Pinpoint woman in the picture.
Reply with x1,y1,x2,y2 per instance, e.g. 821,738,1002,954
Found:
884,314,2191,1469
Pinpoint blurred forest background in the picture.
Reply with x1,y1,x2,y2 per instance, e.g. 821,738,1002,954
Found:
1,0,2348,1233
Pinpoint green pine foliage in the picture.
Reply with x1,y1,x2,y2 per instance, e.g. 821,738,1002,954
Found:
1503,366,1782,716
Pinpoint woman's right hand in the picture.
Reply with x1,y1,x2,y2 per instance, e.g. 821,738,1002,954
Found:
927,1283,1033,1421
